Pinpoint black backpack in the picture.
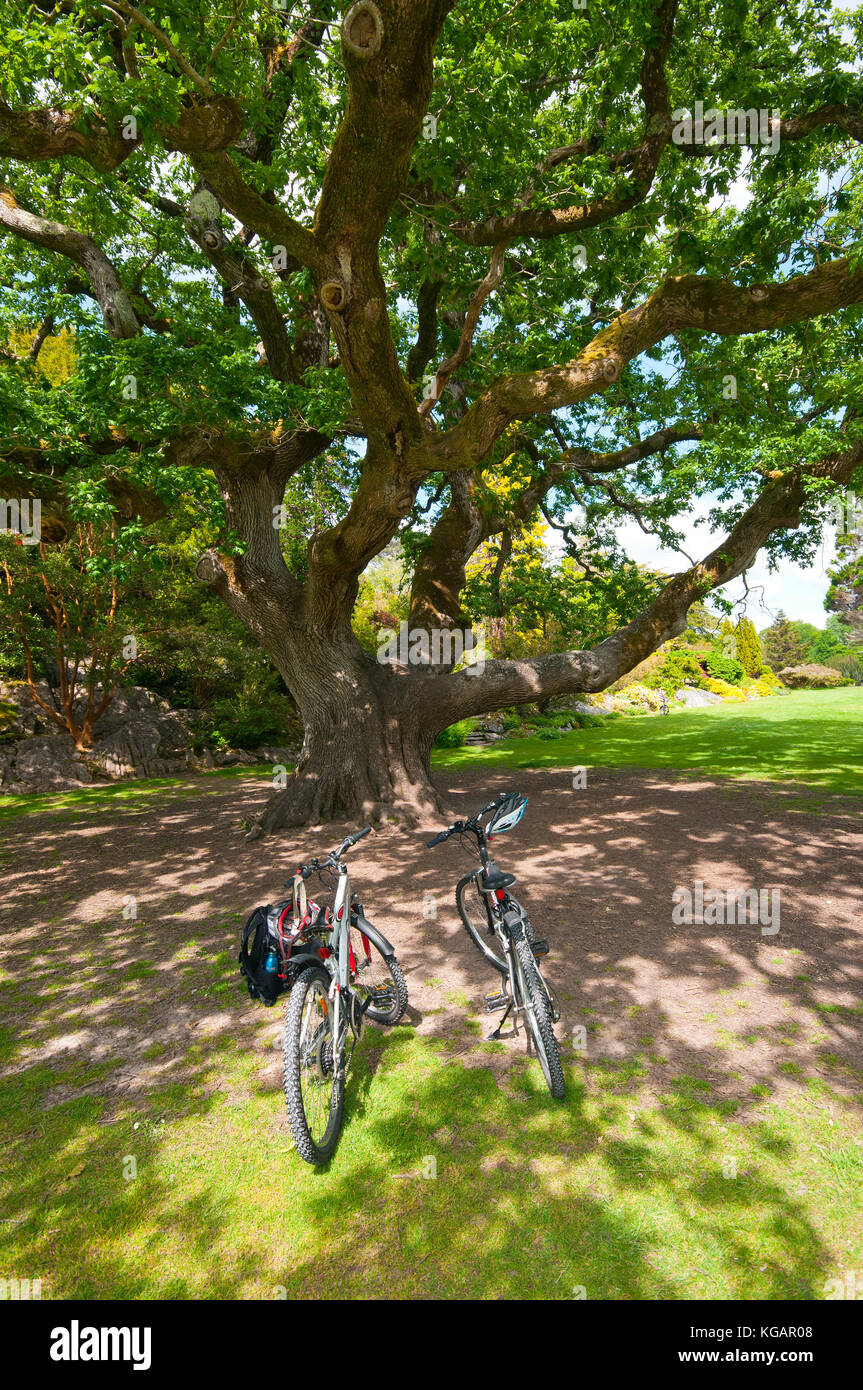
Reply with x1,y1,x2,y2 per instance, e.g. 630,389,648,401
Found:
238,903,290,1006
238,878,331,1006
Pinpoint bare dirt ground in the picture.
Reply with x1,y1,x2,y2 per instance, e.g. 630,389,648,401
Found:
1,766,861,1117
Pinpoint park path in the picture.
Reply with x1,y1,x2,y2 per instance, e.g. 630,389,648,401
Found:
1,766,861,1114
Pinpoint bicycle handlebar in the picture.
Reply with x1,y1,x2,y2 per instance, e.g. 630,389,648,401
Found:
425,790,524,849
291,825,373,883
341,824,372,852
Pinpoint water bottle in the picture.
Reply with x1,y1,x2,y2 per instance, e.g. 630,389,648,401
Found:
265,949,278,975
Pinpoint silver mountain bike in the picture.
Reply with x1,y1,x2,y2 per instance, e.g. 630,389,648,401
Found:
282,826,408,1164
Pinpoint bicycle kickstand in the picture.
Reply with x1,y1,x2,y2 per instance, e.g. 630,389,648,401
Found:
488,1000,514,1041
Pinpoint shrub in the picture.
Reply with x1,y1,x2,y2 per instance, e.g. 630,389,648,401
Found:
704,677,748,700
569,710,606,728
778,663,848,689
196,695,297,751
705,650,745,683
825,652,863,684
434,718,475,748
734,616,764,676
741,678,780,699
614,683,667,711
643,648,705,693
0,696,18,743
758,666,784,688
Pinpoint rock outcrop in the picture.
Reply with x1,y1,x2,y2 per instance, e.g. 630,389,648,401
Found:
0,683,299,794
674,687,724,707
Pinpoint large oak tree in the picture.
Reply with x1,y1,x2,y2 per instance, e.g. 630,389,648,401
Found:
1,0,862,830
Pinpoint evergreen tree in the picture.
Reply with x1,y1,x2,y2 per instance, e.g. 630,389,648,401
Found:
760,612,808,669
734,616,763,677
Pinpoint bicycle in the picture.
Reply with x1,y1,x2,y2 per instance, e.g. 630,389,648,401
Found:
426,791,565,1099
282,826,408,1164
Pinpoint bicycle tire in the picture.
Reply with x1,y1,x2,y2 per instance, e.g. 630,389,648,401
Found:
511,926,566,1099
456,875,507,974
349,928,409,1025
283,965,345,1164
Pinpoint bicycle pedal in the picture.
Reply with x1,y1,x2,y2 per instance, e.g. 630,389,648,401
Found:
368,984,394,1005
484,990,508,1013
530,939,549,957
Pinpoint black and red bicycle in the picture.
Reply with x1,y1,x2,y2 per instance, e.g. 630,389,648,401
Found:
426,791,565,1098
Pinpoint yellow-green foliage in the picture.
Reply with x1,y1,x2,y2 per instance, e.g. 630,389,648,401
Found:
352,547,409,655
742,678,782,699
464,518,550,658
614,683,666,710
0,696,18,738
758,667,785,689
704,677,748,701
734,616,764,676
611,644,673,689
7,326,75,384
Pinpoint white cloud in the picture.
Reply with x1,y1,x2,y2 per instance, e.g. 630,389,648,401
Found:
548,508,838,629
608,513,837,628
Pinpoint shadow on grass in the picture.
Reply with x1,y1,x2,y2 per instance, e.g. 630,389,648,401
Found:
1,1001,858,1299
1,732,862,1298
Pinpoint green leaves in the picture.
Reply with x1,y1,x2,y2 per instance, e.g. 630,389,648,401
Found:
0,0,862,653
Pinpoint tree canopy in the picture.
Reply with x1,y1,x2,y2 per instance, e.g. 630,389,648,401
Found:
1,0,862,827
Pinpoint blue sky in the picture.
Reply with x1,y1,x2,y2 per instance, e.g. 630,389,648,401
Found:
611,514,838,630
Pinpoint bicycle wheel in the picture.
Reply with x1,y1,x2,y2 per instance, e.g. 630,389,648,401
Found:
348,925,408,1025
283,966,345,1164
456,875,507,974
511,926,565,1099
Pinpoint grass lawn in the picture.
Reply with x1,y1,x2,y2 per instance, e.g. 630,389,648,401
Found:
2,686,862,1299
0,762,276,827
434,688,863,797
2,1013,861,1299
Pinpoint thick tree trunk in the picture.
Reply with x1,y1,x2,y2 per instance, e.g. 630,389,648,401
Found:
205,428,863,836
250,629,447,835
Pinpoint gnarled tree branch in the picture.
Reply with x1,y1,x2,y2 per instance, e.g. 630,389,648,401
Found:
0,189,140,338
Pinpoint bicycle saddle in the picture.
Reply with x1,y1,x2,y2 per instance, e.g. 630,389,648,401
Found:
480,864,516,891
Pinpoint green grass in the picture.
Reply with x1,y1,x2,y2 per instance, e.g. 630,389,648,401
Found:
2,1019,861,1300
432,688,863,797
2,686,861,1297
0,762,284,825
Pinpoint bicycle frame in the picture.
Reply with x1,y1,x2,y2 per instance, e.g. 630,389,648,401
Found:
319,860,393,1077
462,868,512,975
454,810,555,1038
427,794,564,1096
490,897,535,1037
329,862,353,1083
